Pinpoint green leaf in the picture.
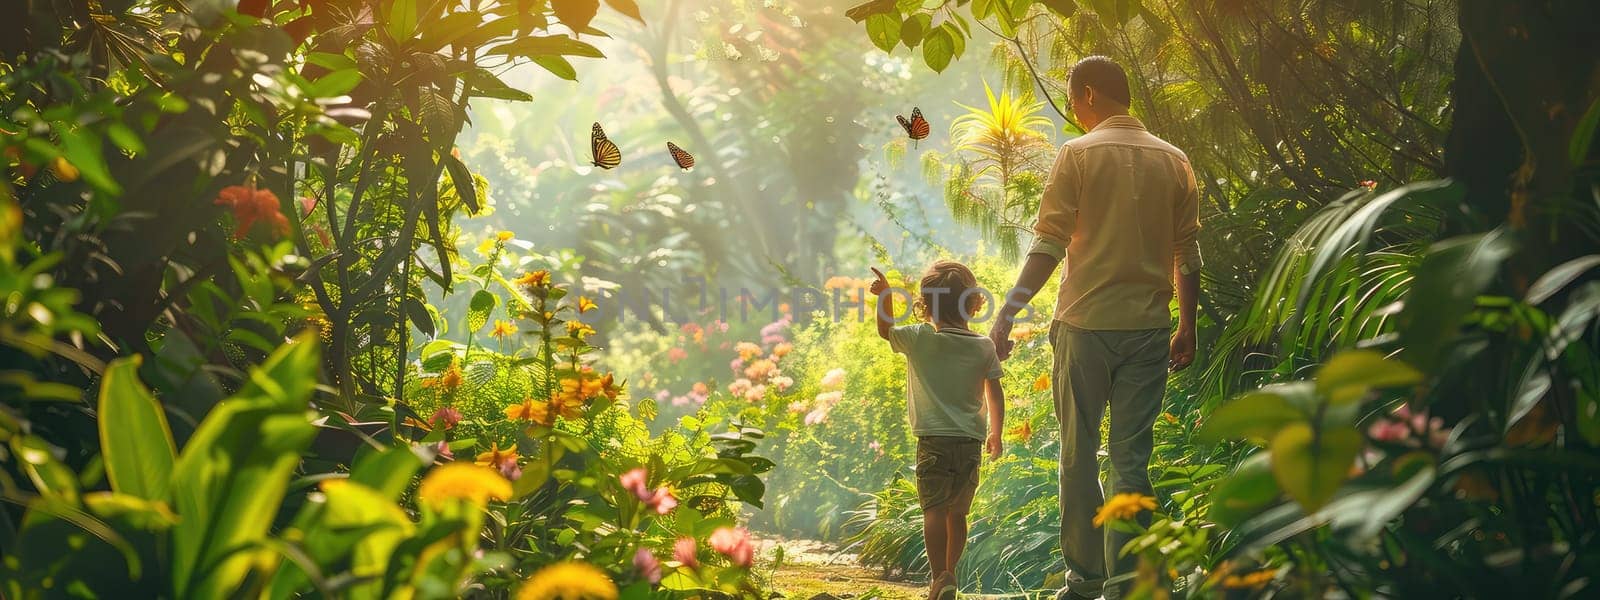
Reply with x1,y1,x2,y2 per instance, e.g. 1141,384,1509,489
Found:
901,13,932,48
532,55,578,81
349,447,427,500
551,0,601,32
385,0,418,41
1314,350,1422,405
846,0,899,22
305,68,362,98
168,335,320,598
492,34,606,58
604,0,644,22
441,151,480,213
1206,454,1278,527
1269,423,1361,512
1196,389,1306,444
922,27,955,72
467,290,498,332
972,0,996,20
463,67,532,101
419,11,485,51
1040,0,1077,18
404,297,435,338
1526,254,1600,305
1571,96,1600,166
1397,230,1516,373
866,14,902,53
97,356,177,501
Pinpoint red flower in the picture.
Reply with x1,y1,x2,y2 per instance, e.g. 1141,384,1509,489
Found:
709,527,754,567
215,184,290,240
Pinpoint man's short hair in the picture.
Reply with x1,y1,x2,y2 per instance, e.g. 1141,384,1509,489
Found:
1068,56,1132,107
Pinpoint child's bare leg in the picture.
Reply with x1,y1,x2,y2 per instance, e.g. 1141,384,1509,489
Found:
923,506,950,595
944,505,970,591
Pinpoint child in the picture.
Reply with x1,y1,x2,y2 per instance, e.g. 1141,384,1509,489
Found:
869,261,1005,600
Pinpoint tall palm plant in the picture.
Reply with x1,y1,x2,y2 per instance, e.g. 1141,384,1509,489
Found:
923,82,1055,259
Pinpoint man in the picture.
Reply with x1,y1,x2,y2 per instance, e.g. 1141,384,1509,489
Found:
987,56,1201,600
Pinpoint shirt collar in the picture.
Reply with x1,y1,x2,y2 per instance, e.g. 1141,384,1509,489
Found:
1092,114,1146,132
934,323,980,336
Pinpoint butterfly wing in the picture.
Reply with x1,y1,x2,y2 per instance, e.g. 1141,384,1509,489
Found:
908,107,930,141
896,114,913,136
666,142,695,170
590,122,621,169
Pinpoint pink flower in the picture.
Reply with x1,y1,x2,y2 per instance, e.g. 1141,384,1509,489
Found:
709,527,754,567
649,488,678,515
820,368,847,391
814,390,843,407
787,401,809,414
806,409,832,428
762,333,786,345
744,384,766,402
429,406,462,429
671,395,690,406
674,537,699,568
730,357,745,372
668,347,688,362
760,317,790,338
429,440,453,460
771,375,794,392
714,320,730,332
654,389,671,401
1367,419,1411,443
869,440,882,453
634,548,662,584
620,468,651,501
728,378,752,396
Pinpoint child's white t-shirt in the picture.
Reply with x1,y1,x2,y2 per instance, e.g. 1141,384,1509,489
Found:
887,323,1003,441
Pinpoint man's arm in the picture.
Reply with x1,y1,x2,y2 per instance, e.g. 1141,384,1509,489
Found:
991,145,1076,360
984,378,1005,460
1170,267,1198,371
989,253,1059,360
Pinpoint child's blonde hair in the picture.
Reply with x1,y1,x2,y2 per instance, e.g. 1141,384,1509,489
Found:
912,260,984,324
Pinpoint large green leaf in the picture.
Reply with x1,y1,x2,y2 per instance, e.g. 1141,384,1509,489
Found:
467,289,498,332
550,0,602,35
1314,350,1422,406
1195,389,1306,444
866,14,902,53
846,0,899,22
900,13,932,48
1206,454,1279,527
97,356,177,500
922,27,955,72
385,0,418,42
492,34,605,58
1396,230,1516,373
169,335,321,598
1269,423,1361,512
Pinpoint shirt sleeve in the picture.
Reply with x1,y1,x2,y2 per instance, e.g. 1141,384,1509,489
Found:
886,323,925,354
1174,160,1203,275
1028,144,1079,261
984,343,1003,380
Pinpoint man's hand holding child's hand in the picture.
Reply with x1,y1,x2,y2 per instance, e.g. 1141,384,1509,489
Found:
986,432,1003,460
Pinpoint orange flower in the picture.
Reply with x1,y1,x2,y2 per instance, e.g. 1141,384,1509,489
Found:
214,184,290,240
504,397,552,425
549,389,586,419
475,442,519,474
772,342,793,358
491,319,518,338
421,359,464,392
734,342,762,361
567,320,596,338
1008,420,1034,443
577,296,598,313
1032,372,1050,392
514,270,551,289
599,373,623,400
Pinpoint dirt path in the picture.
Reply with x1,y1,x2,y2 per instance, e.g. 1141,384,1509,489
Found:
755,536,926,600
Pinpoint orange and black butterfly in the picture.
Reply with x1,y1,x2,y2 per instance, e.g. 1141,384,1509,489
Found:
590,122,621,169
896,107,930,145
666,142,695,171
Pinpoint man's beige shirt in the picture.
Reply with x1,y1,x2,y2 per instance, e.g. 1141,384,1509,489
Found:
1029,115,1202,330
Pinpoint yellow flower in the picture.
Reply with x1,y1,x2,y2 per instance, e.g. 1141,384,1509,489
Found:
476,442,518,467
577,296,597,313
505,397,552,425
50,156,79,182
416,463,512,508
734,342,762,361
515,270,551,289
474,238,498,257
773,342,793,358
1092,493,1157,527
1222,570,1276,589
567,320,595,338
492,319,519,338
516,561,617,600
496,230,515,241
1032,372,1050,392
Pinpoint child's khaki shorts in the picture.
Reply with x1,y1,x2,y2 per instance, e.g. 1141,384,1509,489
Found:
914,436,981,511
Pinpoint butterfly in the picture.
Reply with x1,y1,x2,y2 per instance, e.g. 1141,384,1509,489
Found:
896,107,930,144
666,142,695,170
590,122,621,170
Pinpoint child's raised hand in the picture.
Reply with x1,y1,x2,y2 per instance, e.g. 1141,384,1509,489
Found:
869,267,889,295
